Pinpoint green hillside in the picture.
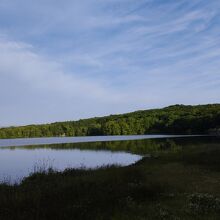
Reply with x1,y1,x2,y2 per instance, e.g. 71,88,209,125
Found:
1,104,220,139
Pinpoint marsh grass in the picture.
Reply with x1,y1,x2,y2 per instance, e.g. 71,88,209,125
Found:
0,138,220,220
187,193,220,214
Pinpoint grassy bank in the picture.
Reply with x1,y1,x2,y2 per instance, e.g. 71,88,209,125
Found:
1,137,220,220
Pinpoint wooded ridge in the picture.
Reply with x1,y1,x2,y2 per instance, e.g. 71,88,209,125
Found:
0,104,220,139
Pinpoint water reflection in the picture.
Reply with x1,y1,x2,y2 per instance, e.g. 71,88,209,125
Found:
0,147,142,184
0,136,219,183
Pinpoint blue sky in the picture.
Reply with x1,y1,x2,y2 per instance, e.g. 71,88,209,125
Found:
0,0,220,126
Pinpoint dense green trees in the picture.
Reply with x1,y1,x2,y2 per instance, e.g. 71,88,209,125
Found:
0,104,220,138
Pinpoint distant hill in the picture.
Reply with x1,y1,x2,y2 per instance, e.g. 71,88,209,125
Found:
0,104,220,139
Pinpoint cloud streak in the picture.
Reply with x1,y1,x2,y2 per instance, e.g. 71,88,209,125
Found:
0,0,220,125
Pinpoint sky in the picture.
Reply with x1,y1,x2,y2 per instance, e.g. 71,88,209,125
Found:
0,0,220,126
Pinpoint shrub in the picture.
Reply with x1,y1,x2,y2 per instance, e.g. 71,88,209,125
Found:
187,193,220,214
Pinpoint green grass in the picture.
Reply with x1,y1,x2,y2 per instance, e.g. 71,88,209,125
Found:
0,137,220,220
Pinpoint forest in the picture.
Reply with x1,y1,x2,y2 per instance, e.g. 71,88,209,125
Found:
0,104,220,139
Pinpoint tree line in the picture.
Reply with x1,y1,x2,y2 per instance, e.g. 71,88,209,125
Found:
0,104,220,139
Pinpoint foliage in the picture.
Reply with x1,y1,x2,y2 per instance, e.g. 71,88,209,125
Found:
0,104,220,138
187,193,220,214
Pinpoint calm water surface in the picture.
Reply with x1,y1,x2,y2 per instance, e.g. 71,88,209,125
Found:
0,135,213,184
0,135,200,147
0,147,142,183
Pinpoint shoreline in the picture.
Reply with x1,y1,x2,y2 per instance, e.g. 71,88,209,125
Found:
0,134,209,148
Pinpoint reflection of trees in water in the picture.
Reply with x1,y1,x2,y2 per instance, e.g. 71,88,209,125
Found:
6,136,220,156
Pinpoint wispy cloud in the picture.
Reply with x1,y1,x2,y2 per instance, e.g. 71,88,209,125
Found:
0,0,220,125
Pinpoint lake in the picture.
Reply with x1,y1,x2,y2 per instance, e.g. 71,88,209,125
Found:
0,135,216,183
0,134,200,147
